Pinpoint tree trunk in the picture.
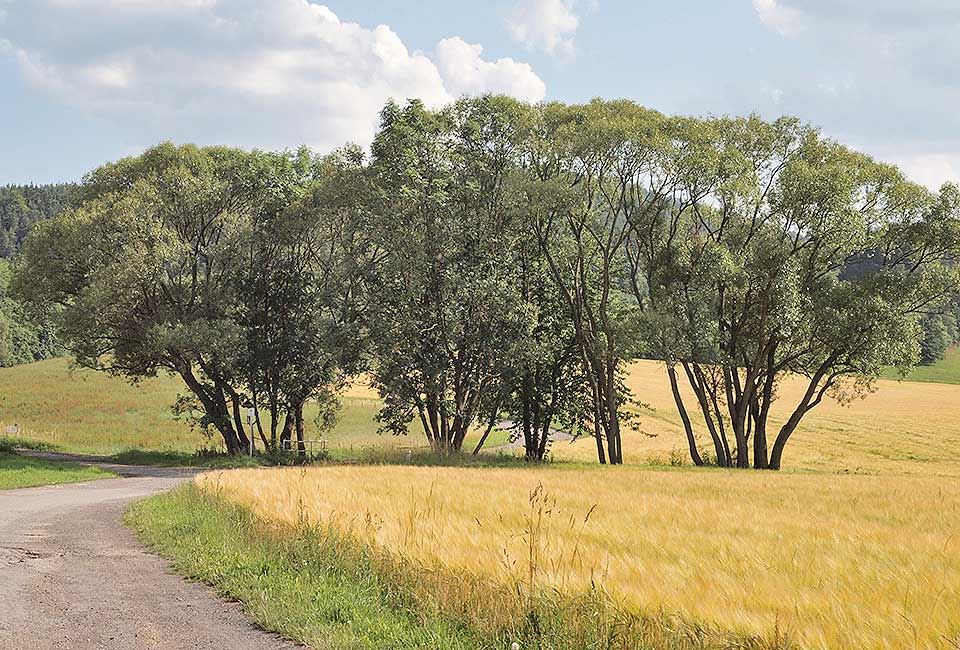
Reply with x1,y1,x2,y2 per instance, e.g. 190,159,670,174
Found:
683,362,729,467
279,411,293,451
295,400,306,456
177,366,242,455
521,372,535,461
588,378,607,465
752,400,769,470
228,387,250,450
668,364,703,466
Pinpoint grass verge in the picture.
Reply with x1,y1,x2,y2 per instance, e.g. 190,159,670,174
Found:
127,484,791,650
0,451,113,489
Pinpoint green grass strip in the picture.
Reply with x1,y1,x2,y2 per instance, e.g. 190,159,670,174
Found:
0,452,113,490
127,485,497,650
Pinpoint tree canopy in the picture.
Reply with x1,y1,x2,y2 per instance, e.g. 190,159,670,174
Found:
12,99,960,468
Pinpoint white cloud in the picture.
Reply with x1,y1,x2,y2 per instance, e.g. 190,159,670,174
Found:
506,0,589,58
752,0,805,37
84,60,134,88
0,0,546,152
434,37,546,101
48,0,217,8
892,154,960,190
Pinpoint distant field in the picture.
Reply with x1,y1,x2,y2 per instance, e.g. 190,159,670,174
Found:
200,465,960,650
521,357,960,476
0,358,505,456
3,355,960,473
882,345,960,385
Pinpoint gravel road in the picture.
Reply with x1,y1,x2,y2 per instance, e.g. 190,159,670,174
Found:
0,456,295,650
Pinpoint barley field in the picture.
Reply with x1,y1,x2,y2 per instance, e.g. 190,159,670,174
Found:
199,464,960,650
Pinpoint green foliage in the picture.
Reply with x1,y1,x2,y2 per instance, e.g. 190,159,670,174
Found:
0,259,59,367
11,97,960,470
365,98,532,453
622,113,960,469
237,146,372,451
918,302,960,365
0,183,74,258
11,143,334,454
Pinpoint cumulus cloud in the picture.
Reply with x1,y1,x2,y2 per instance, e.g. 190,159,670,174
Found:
434,37,546,100
505,0,592,58
894,154,960,191
0,0,546,152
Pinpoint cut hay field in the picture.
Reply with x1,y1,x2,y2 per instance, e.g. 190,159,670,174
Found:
199,464,960,650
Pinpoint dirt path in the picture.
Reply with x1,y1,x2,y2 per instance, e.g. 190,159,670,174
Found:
0,459,295,649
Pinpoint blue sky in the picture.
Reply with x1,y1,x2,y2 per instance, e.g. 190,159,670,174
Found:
1,0,958,188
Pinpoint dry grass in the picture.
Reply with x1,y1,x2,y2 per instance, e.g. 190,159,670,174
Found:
4,357,960,475
0,358,495,454
199,465,960,650
0,358,201,452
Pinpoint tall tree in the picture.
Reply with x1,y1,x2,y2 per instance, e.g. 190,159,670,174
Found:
523,100,650,464
366,97,527,453
638,119,960,469
237,147,376,452
13,143,312,454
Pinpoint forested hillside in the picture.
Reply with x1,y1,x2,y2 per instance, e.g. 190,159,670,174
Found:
0,260,59,366
0,184,75,258
0,184,72,365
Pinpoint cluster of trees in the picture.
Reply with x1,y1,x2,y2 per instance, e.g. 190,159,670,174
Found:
12,97,960,468
918,303,960,364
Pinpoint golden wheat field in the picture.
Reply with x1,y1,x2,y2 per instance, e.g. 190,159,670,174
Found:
199,464,960,650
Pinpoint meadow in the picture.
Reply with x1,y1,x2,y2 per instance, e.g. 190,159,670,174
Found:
3,355,960,476
0,358,509,457
554,354,960,476
882,345,960,385
7,352,960,647
0,439,113,489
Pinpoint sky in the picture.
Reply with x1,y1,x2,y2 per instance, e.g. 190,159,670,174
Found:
1,0,958,189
